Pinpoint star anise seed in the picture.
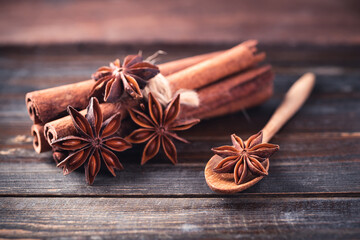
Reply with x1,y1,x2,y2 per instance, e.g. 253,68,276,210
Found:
127,93,200,165
212,131,279,185
51,97,132,185
90,55,160,102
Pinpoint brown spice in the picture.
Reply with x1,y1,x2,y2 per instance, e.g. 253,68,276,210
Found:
180,65,274,119
167,40,265,91
31,124,51,153
212,131,279,185
51,97,131,185
126,93,199,165
90,55,159,102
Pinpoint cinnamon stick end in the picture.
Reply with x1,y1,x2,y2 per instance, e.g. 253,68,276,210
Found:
31,124,51,153
26,94,42,124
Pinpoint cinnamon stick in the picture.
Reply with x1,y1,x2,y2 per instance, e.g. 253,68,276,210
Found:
159,50,222,76
180,65,274,119
45,66,273,146
26,51,222,124
167,40,265,92
41,41,270,150
31,124,51,153
194,81,273,120
26,80,96,124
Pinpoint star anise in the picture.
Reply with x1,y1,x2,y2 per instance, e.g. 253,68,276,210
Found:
126,93,200,165
51,97,132,185
212,131,279,185
90,55,160,102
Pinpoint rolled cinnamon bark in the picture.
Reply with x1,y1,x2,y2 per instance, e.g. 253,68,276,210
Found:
179,65,274,119
45,66,273,146
26,51,222,124
159,50,222,76
31,124,51,153
42,41,270,151
26,80,96,124
167,40,265,92
203,83,273,119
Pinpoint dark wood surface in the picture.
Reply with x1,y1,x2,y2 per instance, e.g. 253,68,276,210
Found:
0,0,360,239
1,0,359,45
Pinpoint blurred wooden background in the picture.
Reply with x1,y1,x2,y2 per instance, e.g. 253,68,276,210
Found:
1,0,359,45
0,0,359,239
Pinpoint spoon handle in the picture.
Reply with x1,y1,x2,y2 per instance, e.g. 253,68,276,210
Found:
262,73,315,143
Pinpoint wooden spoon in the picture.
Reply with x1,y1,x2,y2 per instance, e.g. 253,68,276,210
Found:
205,73,316,194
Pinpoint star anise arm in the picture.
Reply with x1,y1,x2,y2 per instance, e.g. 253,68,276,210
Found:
162,134,177,165
127,62,160,86
231,134,245,150
57,147,93,175
245,131,263,149
165,132,189,144
100,113,122,138
121,73,142,98
123,55,143,67
112,59,121,68
85,150,101,185
213,155,239,173
246,156,268,176
211,145,240,158
247,143,280,158
127,129,155,144
51,136,90,151
89,75,113,96
91,67,112,81
163,94,180,125
169,119,200,131
67,105,94,138
99,147,124,177
86,97,103,137
141,135,161,165
103,137,132,152
234,156,247,185
128,108,155,128
104,75,122,102
148,92,163,125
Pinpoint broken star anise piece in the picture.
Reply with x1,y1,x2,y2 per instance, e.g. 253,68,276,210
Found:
90,55,160,102
127,92,200,165
212,131,279,185
51,97,132,185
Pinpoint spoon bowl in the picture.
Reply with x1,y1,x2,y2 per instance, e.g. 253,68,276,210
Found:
205,154,269,194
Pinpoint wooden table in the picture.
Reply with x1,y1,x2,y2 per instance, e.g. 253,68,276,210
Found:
0,1,359,239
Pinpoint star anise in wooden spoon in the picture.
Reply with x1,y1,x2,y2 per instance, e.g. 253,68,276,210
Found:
51,97,132,185
126,93,200,165
90,55,160,102
212,131,279,185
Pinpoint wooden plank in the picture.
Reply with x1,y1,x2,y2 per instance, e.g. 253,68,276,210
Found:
1,44,359,75
0,197,359,239
0,132,359,195
1,71,360,134
2,94,360,140
0,0,359,45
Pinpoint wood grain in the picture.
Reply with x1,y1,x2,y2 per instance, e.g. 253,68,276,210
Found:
0,197,359,239
0,0,359,45
0,132,359,196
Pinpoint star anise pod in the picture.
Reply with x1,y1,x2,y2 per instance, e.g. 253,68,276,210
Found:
90,55,160,102
212,131,279,185
51,97,132,185
126,93,200,165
